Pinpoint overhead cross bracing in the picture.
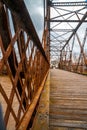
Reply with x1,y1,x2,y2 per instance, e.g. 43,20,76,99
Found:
47,0,87,72
50,1,87,6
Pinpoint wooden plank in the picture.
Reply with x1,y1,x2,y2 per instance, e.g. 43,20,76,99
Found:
50,119,87,129
50,69,87,129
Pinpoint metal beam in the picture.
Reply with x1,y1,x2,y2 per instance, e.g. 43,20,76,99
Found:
17,71,49,130
3,0,49,64
62,11,87,51
50,20,87,22
50,29,74,32
49,1,87,7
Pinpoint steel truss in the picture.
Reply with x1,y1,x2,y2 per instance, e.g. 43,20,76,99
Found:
47,0,87,73
0,1,49,129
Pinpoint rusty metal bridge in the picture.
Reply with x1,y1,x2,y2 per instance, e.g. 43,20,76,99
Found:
0,0,87,130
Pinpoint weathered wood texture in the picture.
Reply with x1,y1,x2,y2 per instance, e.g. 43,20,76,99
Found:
50,69,87,130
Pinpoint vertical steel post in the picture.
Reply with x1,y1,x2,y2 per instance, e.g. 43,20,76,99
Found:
47,0,51,61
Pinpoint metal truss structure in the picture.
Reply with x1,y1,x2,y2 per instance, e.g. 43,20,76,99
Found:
0,0,49,129
0,0,87,129
47,0,87,73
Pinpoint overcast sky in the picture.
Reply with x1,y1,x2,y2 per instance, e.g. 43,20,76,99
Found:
24,0,87,62
24,0,44,41
24,0,86,41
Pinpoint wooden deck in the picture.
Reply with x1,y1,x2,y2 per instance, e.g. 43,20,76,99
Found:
50,69,87,130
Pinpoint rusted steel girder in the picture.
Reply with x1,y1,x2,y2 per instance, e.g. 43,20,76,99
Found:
0,3,27,125
17,71,49,130
62,11,87,51
0,2,22,96
2,0,49,63
0,1,49,129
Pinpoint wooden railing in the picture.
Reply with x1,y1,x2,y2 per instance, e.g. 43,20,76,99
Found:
0,1,49,130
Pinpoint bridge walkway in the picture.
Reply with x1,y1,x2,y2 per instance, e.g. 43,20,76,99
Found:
50,69,87,130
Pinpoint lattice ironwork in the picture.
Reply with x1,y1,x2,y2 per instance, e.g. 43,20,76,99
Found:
0,1,49,129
